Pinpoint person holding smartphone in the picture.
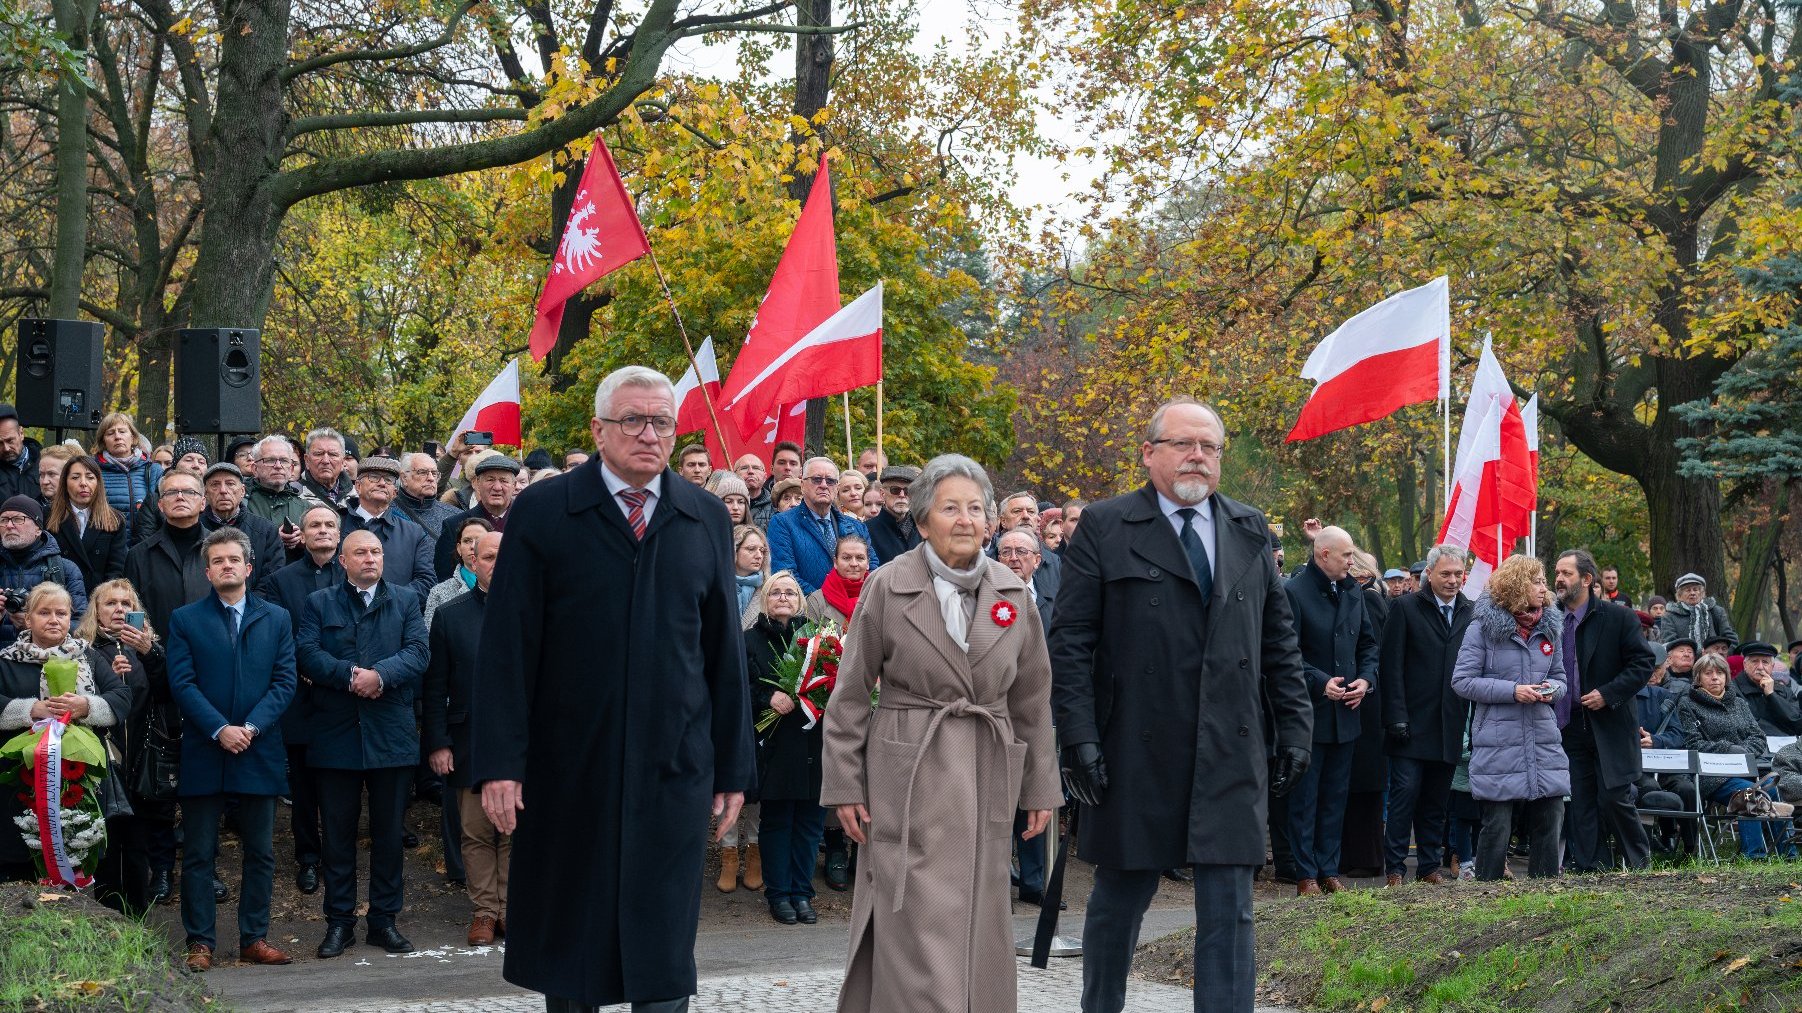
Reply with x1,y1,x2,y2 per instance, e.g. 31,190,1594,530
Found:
1451,555,1570,882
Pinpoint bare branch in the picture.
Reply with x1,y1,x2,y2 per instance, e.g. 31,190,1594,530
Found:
282,1,481,82
287,106,530,139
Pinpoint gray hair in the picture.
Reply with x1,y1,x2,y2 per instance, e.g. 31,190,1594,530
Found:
253,434,295,459
200,526,254,564
303,427,345,454
909,454,995,527
802,456,840,477
1694,652,1731,680
1000,490,1038,512
1145,397,1226,444
593,366,675,419
401,452,436,472
1423,544,1466,571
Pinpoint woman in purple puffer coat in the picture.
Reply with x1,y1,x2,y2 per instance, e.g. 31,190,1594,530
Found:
1452,554,1569,882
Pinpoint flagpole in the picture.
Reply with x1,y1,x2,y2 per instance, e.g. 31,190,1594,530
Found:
1442,396,1451,516
842,391,854,465
645,245,733,459
875,380,884,464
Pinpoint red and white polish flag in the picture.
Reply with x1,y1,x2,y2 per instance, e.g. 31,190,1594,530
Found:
720,283,883,420
1287,276,1450,442
453,359,523,448
528,136,651,362
673,337,745,469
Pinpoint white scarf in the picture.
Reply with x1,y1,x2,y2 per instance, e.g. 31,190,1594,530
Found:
921,542,985,652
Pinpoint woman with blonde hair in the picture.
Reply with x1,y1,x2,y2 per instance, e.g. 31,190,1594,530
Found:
91,413,163,544
1452,554,1569,881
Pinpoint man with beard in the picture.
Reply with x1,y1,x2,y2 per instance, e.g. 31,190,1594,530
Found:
864,465,921,564
1553,549,1655,872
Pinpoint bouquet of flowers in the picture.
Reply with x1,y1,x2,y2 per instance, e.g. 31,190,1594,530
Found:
0,658,109,887
756,620,843,733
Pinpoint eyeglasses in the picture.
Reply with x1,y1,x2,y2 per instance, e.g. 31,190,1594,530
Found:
405,468,437,477
600,415,677,437
0,514,34,527
1151,438,1226,457
767,589,800,599
159,488,203,500
360,475,396,486
998,548,1040,560
257,457,297,467
884,486,910,496
805,475,839,486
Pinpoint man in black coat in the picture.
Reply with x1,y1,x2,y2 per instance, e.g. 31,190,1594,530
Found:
471,367,753,1013
0,405,40,501
340,457,436,605
199,464,286,592
1281,526,1378,896
296,530,430,958
264,504,346,896
1378,544,1473,885
432,455,519,579
1050,398,1311,1013
1553,549,1656,872
423,529,506,947
865,464,922,563
125,471,212,636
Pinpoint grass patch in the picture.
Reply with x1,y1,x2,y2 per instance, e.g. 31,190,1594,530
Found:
0,885,217,1011
1138,865,1802,1012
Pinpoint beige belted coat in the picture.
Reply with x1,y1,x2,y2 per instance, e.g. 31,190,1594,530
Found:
820,545,1063,1013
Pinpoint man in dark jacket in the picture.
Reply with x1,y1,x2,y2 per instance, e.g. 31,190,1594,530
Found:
164,527,296,971
0,405,41,502
472,367,753,1013
1734,641,1802,735
125,472,212,634
1050,398,1311,1013
424,529,505,946
264,504,346,896
1554,549,1656,872
394,453,460,539
200,463,286,591
1282,526,1379,896
733,454,773,528
865,464,922,563
340,456,435,605
1657,573,1737,646
433,454,519,579
297,530,429,958
300,428,355,513
1378,544,1473,885
0,494,86,641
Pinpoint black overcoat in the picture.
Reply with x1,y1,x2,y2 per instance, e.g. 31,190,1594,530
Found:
748,614,820,802
1284,560,1380,746
1378,587,1475,764
296,580,428,771
470,462,754,1006
1564,598,1656,789
1048,484,1312,870
421,588,483,789
264,556,344,747
55,516,128,590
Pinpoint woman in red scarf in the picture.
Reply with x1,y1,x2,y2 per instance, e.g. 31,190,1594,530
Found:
806,534,869,629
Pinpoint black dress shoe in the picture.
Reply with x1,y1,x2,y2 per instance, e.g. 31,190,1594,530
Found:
824,849,850,891
367,925,415,953
1017,888,1068,910
1163,867,1194,884
295,864,319,895
213,876,230,902
316,924,355,959
793,897,819,924
148,870,173,906
769,898,798,925
401,830,420,849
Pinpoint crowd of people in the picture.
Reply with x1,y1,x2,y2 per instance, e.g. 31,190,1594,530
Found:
2,376,1800,1013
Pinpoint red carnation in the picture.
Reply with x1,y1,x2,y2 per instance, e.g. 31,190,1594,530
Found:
63,783,84,806
62,761,87,781
14,790,30,805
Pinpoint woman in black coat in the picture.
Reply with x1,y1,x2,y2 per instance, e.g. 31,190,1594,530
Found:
750,570,826,925
79,578,171,912
48,455,130,590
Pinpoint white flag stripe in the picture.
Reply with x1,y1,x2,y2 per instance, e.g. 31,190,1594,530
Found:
721,283,883,412
1298,276,1449,395
1451,335,1513,480
453,359,520,438
672,336,719,406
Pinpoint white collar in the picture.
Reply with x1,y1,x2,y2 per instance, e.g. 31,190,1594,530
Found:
354,504,387,523
600,462,662,501
1156,490,1213,523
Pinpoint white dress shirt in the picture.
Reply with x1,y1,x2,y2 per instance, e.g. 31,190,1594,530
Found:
1156,490,1216,582
600,462,663,527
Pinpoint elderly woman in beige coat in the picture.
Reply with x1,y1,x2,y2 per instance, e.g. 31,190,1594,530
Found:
821,454,1062,1013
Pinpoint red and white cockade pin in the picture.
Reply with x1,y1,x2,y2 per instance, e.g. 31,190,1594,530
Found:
1540,642,1554,656
992,601,1017,628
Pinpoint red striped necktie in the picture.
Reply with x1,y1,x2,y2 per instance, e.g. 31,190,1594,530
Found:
618,488,649,540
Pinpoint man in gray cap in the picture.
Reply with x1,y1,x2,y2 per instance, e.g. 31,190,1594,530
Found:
1382,568,1408,598
200,462,287,591
1656,572,1737,647
433,454,521,580
865,464,922,564
342,457,436,605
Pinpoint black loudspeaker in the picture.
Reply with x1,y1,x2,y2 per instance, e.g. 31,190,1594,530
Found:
175,327,261,433
14,318,105,429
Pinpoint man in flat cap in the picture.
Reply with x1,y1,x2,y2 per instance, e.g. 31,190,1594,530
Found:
1658,573,1737,647
342,457,435,605
434,453,521,580
1734,642,1802,736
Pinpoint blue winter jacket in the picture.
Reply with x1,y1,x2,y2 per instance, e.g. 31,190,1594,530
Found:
97,451,163,545
766,504,879,595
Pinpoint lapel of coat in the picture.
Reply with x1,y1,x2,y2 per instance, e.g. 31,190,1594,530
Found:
966,559,1026,673
1204,495,1259,638
565,457,642,549
1122,486,1192,587
1577,602,1603,684
890,551,973,680
642,469,693,544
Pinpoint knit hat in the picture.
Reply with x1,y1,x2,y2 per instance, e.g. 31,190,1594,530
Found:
0,494,42,525
172,435,209,465
710,473,750,501
523,449,554,471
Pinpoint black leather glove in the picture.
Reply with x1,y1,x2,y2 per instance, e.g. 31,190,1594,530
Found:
1061,742,1108,808
1270,745,1310,798
1386,722,1410,747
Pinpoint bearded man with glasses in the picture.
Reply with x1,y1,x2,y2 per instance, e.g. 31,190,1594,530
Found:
766,456,881,596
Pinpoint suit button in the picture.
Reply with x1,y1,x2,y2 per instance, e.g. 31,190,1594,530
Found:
1150,596,1160,606
1141,731,1152,743
1235,591,1243,601
1239,659,1249,669
1238,726,1249,737
1148,568,1160,578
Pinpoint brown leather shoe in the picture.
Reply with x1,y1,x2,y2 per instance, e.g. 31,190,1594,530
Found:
1320,876,1348,894
1418,871,1446,885
468,914,496,947
1296,878,1322,896
185,943,212,972
1384,873,1404,888
239,939,293,965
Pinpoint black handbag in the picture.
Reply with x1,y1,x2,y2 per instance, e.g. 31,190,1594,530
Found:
132,707,182,802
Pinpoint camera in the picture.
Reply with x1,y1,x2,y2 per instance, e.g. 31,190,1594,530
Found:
1,588,29,614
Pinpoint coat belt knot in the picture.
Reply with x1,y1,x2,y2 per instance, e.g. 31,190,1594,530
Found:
880,686,1011,913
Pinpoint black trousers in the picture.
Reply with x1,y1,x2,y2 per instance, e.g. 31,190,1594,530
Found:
1383,757,1454,878
1564,731,1650,871
545,996,688,1012
1081,864,1255,1012
1477,798,1562,881
287,744,322,867
180,793,277,950
316,766,410,929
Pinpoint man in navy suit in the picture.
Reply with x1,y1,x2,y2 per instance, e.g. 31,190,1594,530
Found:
165,527,297,972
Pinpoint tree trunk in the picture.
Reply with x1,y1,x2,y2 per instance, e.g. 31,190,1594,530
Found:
791,0,833,455
1395,447,1416,568
185,0,292,328
47,0,96,318
1775,550,1796,645
1728,482,1789,638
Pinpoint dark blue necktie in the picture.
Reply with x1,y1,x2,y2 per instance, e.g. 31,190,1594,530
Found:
1176,508,1213,605
227,607,240,641
1442,603,1454,627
